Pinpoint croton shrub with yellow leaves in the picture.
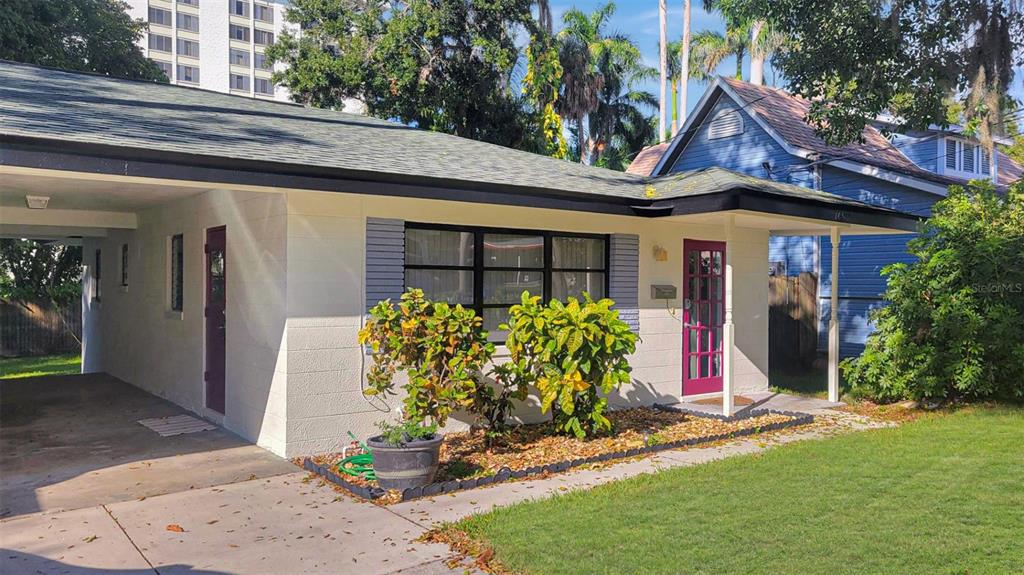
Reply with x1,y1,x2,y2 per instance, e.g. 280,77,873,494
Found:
359,289,495,428
503,292,638,439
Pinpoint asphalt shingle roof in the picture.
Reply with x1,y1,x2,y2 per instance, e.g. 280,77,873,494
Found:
0,61,919,218
625,142,669,176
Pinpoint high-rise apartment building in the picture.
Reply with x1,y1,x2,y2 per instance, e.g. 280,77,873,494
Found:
127,0,292,101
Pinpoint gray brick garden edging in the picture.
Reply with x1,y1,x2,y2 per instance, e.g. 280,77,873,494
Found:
302,407,814,502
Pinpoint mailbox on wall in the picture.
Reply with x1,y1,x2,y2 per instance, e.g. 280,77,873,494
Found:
650,284,677,300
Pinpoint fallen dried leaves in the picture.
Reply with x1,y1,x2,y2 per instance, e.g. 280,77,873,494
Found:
309,407,801,498
165,524,185,533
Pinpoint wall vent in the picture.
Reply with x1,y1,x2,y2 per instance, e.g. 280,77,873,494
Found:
707,109,744,140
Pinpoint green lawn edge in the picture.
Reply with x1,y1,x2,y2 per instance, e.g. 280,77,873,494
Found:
457,406,1024,575
0,353,81,379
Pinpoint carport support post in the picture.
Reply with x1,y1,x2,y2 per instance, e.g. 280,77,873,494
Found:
828,226,840,403
722,215,735,417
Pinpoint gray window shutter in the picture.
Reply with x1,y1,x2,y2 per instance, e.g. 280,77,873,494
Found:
609,234,639,332
365,218,405,311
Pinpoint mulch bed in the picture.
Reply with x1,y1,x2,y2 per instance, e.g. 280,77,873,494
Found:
302,406,812,503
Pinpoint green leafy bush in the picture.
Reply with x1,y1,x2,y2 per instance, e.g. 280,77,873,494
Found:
502,291,638,438
842,181,1024,403
375,419,439,446
359,289,495,427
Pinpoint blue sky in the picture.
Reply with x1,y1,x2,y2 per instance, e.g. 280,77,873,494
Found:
548,0,770,120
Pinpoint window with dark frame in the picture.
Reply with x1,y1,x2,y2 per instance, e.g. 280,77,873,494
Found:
170,234,184,312
230,0,250,16
94,249,101,301
254,3,274,23
254,29,274,46
403,224,608,338
121,244,129,287
176,12,199,32
148,34,173,52
148,7,171,26
229,24,250,41
255,77,274,95
229,48,250,66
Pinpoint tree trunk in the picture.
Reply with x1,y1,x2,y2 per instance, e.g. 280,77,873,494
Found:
749,20,765,85
579,116,589,165
658,0,667,142
670,82,678,136
735,44,745,80
678,0,691,131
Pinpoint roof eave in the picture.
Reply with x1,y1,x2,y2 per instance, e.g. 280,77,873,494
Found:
0,135,645,216
2,134,922,232
638,187,922,232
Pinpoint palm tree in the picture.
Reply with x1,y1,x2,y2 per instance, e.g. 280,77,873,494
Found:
589,31,658,166
692,1,787,84
678,0,691,132
689,25,748,81
537,0,553,34
557,2,636,165
658,0,668,140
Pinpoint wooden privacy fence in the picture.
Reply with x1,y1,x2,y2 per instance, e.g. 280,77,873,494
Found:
769,272,818,369
0,301,82,357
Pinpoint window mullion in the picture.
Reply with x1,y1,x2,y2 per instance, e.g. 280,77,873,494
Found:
543,233,552,302
473,231,484,317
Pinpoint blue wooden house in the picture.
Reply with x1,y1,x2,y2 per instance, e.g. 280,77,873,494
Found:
631,77,1023,358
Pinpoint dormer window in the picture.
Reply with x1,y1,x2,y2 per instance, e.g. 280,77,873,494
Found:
943,137,993,179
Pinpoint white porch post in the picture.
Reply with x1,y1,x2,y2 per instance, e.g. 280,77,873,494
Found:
722,215,735,416
828,226,840,403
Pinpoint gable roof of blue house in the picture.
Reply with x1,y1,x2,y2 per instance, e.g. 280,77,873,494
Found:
646,76,1021,192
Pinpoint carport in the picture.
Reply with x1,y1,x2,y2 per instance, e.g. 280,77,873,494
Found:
1,373,294,518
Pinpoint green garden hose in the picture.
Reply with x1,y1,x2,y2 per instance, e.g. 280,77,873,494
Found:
337,432,376,481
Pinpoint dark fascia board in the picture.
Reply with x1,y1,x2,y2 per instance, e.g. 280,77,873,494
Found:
640,188,923,232
0,136,642,216
1,135,921,231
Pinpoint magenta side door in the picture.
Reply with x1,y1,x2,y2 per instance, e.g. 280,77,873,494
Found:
205,226,226,414
683,240,725,396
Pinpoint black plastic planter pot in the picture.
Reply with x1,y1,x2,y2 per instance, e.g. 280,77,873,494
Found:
366,434,443,490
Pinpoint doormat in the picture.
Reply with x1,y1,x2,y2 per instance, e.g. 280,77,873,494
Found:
137,414,217,436
691,395,755,406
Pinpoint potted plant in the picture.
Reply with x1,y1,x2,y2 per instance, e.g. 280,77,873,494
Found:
365,420,442,490
358,289,494,489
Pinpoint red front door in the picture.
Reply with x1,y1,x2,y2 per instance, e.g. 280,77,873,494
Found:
205,226,226,414
683,240,725,396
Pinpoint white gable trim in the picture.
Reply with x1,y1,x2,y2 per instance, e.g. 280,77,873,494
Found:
828,160,949,196
652,78,816,176
715,80,813,160
650,80,726,175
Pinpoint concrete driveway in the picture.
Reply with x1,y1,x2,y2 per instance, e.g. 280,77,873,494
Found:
0,374,467,574
0,373,294,517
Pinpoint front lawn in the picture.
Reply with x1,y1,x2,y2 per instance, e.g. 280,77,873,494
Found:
453,406,1024,574
0,353,81,379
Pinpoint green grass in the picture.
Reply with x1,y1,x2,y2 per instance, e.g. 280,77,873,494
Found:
0,353,81,379
457,407,1024,574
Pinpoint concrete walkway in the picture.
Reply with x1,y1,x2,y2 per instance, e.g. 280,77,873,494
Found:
0,406,883,575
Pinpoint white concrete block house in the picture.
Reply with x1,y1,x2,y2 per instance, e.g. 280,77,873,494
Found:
0,62,920,457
